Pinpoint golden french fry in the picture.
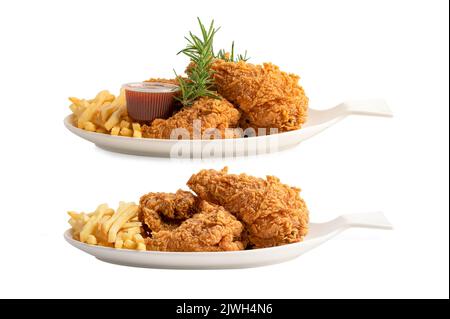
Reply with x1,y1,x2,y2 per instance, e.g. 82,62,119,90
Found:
68,211,83,219
92,90,114,106
119,127,133,137
122,222,142,229
69,104,82,117
104,104,126,131
124,227,141,236
92,111,104,128
133,130,142,138
84,121,96,132
70,99,87,121
134,234,144,244
100,103,118,123
114,88,126,107
132,123,141,131
110,126,120,136
68,97,87,116
121,232,131,241
68,216,84,228
86,235,97,245
101,202,131,236
115,239,124,249
68,211,90,238
123,239,136,249
69,97,82,105
77,91,113,128
120,120,131,129
80,204,112,243
97,215,110,232
136,243,146,251
98,215,110,225
88,208,113,217
108,204,138,243
77,104,97,128
95,214,112,242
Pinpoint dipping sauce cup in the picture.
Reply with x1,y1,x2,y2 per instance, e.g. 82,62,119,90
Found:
123,82,180,122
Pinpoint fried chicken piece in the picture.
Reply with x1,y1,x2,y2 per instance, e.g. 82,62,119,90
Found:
144,78,181,86
142,97,241,139
138,190,197,234
187,167,309,248
211,60,308,132
139,192,246,252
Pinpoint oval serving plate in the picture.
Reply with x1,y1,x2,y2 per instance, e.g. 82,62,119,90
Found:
64,99,392,158
64,212,392,269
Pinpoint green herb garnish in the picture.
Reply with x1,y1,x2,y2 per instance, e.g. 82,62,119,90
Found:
175,18,220,106
216,41,250,62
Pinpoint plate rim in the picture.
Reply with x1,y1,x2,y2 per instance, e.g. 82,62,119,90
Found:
64,115,308,143
64,229,309,256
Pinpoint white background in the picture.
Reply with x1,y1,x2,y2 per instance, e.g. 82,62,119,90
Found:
0,0,448,299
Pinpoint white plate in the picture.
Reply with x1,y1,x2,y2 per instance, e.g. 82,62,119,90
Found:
64,212,392,269
64,99,392,158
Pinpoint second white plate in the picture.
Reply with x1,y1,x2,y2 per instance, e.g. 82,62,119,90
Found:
64,212,393,269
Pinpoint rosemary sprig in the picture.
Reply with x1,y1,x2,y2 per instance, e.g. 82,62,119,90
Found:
216,41,250,62
175,18,220,106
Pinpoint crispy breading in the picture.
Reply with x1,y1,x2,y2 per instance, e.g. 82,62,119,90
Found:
211,60,308,132
146,200,246,252
138,190,197,234
139,191,246,252
187,167,309,248
141,97,241,139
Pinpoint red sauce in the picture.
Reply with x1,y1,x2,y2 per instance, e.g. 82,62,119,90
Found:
123,82,179,122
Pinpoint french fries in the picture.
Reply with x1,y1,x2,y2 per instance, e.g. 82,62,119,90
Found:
132,123,142,138
110,126,120,136
107,202,139,243
79,204,113,243
120,127,133,137
68,202,146,251
68,89,142,138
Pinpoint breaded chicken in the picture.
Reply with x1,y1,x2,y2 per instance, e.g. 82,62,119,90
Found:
211,60,308,132
142,97,240,139
187,167,309,248
138,190,197,234
146,201,246,252
139,192,246,252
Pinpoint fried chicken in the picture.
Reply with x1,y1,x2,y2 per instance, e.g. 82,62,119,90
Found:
144,78,181,86
139,190,197,234
211,60,308,132
142,97,240,139
139,190,246,252
187,167,309,248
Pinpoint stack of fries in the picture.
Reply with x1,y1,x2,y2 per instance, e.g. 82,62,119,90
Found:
69,89,142,137
68,202,146,251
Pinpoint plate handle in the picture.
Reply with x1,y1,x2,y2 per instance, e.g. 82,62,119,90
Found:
307,99,393,126
340,212,393,230
341,99,393,118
